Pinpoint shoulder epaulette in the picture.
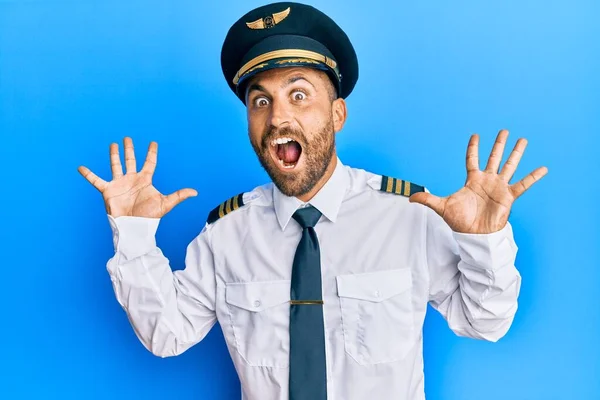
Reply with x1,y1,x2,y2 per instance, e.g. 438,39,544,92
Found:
380,175,425,197
206,193,246,225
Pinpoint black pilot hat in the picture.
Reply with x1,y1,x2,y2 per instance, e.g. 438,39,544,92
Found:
220,2,359,104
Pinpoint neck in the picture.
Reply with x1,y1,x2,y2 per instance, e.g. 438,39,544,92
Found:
297,152,338,203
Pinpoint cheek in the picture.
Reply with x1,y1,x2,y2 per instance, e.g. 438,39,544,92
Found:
248,129,262,149
247,114,265,144
300,107,329,134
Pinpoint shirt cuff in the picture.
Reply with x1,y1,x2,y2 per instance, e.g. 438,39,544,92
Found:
451,222,518,271
107,214,161,261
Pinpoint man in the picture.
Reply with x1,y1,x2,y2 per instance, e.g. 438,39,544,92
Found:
78,2,547,399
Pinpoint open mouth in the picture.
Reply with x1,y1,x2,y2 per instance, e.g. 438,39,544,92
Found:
269,137,303,170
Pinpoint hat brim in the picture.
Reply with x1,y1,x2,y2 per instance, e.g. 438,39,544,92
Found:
235,56,335,99
230,34,342,103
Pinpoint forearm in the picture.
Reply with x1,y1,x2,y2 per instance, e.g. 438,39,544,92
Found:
435,233,521,341
106,215,217,357
427,207,521,341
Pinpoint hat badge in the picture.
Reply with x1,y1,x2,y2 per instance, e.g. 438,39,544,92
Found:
246,7,291,29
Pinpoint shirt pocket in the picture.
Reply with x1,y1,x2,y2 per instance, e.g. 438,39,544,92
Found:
336,268,415,365
225,280,291,368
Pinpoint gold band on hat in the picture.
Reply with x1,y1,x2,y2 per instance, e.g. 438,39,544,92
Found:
233,49,339,85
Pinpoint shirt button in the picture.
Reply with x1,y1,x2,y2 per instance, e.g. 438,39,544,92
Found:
374,290,380,298
254,300,261,308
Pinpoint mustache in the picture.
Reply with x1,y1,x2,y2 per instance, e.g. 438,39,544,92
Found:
261,126,306,149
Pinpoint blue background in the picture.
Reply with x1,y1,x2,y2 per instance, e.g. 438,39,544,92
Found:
1,0,598,399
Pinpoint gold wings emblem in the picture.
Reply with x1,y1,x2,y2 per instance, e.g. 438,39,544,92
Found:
246,7,291,29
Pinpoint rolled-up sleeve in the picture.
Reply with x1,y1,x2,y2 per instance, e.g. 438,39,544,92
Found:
106,215,218,357
425,207,521,342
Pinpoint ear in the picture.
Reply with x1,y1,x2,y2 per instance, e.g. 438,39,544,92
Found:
332,98,347,133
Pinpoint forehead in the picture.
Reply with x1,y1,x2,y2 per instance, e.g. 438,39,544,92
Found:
247,66,326,88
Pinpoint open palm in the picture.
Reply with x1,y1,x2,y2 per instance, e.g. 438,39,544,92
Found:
78,137,197,218
409,129,548,234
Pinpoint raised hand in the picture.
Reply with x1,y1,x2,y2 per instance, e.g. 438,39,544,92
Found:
409,129,548,234
78,137,197,218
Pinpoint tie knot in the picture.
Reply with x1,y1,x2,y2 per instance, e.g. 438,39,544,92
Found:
292,205,322,228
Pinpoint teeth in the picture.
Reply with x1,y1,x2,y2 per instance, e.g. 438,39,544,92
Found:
271,137,294,146
278,158,296,169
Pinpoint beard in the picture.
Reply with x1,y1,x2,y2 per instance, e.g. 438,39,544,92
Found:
250,117,335,198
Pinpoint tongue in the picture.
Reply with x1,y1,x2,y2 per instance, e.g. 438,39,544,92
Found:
277,141,301,164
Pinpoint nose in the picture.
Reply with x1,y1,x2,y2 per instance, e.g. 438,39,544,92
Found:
268,98,292,129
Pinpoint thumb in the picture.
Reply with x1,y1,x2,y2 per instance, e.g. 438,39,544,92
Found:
163,188,198,213
409,192,445,216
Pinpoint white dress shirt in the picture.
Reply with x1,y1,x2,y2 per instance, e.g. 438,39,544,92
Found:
106,157,521,400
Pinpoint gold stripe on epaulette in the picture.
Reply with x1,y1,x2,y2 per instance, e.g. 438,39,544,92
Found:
394,179,402,195
379,175,425,197
386,177,393,193
207,193,247,225
225,198,232,214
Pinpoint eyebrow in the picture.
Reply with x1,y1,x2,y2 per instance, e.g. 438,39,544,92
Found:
284,75,315,90
246,74,316,98
246,83,267,96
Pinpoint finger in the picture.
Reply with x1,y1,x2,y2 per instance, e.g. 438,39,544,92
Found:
485,129,509,173
78,165,108,192
123,137,136,174
408,191,446,217
466,133,480,174
110,143,123,179
141,141,158,175
510,166,548,198
163,188,198,214
499,138,527,182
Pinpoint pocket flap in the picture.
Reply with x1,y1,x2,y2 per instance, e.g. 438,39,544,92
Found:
336,268,412,302
226,280,290,312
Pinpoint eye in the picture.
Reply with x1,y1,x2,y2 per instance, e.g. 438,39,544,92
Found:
292,90,306,101
253,96,270,107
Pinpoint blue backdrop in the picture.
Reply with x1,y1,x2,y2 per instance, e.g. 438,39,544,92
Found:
1,0,598,399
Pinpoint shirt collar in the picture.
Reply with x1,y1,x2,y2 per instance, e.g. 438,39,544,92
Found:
273,157,349,230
